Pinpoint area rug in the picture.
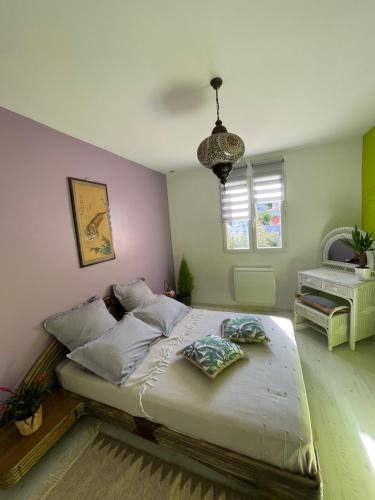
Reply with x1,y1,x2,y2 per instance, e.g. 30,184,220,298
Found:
33,430,249,499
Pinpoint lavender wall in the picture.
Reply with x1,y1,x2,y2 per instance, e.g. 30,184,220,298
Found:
0,107,175,391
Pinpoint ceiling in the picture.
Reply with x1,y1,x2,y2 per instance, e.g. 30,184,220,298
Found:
1,1,375,173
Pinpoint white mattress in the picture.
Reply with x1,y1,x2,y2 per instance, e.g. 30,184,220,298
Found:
57,309,317,477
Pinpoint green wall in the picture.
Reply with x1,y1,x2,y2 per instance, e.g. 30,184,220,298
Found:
362,126,375,233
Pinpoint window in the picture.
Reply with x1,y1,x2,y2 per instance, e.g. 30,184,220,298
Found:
222,160,284,251
252,160,284,249
221,166,250,250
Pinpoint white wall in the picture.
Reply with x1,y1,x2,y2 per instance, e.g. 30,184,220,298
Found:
167,137,362,310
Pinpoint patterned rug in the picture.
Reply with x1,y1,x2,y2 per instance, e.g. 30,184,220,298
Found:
33,431,250,499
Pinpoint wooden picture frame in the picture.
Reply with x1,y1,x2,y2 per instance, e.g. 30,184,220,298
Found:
68,177,115,267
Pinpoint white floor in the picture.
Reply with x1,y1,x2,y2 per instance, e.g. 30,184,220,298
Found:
296,327,375,500
1,323,375,500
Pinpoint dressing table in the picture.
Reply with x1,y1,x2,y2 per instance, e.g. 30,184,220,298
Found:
295,227,375,350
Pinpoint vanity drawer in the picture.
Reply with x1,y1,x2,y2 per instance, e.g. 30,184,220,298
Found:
299,274,323,289
322,281,353,298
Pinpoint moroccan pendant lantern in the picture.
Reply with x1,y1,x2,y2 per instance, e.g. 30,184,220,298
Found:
197,77,245,186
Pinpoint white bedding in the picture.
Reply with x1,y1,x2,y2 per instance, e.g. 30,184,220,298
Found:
56,309,317,476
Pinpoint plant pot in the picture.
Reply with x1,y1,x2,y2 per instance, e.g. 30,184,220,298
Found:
176,294,192,306
15,405,43,436
355,267,373,281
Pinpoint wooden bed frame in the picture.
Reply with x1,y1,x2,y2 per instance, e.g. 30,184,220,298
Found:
21,295,322,499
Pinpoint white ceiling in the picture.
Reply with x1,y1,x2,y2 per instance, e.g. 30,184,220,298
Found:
1,1,375,173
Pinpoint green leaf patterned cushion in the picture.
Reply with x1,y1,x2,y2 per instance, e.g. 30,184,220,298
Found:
221,315,270,344
177,335,245,379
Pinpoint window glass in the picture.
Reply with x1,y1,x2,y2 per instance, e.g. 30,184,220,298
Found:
255,201,282,248
225,220,250,250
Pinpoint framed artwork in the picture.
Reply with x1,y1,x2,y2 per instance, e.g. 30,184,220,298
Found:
68,177,115,267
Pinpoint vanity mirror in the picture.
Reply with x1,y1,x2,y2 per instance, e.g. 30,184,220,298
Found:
321,226,375,273
327,238,358,265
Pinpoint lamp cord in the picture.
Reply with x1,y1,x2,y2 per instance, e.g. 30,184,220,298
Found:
215,88,220,122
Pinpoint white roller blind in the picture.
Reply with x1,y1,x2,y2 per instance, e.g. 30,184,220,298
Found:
220,165,249,222
252,159,284,202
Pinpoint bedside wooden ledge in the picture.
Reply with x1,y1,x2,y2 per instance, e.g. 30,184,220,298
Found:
0,390,84,489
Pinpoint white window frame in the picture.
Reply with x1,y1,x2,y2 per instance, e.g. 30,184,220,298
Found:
222,160,286,253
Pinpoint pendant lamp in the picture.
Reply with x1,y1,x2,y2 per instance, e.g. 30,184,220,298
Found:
197,77,245,186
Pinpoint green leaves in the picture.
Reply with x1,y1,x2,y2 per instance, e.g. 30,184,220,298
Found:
342,225,375,267
342,225,375,253
0,375,49,421
90,236,112,255
222,316,270,343
178,335,244,378
177,256,194,297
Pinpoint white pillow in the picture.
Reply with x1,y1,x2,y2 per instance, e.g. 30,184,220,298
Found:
68,315,162,385
132,295,191,337
113,279,155,311
44,297,117,351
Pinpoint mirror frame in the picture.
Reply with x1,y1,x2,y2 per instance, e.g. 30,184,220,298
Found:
321,226,375,270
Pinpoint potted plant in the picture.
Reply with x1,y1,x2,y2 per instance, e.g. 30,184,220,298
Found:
343,225,375,281
177,256,194,306
0,373,49,436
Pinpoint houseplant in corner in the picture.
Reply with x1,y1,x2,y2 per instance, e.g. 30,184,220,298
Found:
343,225,375,281
0,373,48,435
177,256,194,306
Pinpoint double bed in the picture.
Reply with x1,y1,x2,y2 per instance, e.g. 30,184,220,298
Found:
25,299,321,499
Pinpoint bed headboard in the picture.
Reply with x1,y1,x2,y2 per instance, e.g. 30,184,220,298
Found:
103,293,126,321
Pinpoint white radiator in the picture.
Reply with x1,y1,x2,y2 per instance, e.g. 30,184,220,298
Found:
233,267,276,306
